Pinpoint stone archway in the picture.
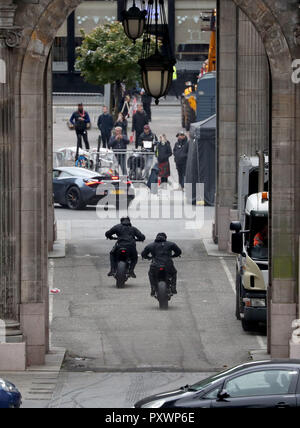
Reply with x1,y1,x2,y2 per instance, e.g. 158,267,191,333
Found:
1,0,299,368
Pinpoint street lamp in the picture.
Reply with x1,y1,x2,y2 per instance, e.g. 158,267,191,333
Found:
121,1,147,43
138,0,176,105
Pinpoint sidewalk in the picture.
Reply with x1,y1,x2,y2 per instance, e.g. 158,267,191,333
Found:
0,347,65,408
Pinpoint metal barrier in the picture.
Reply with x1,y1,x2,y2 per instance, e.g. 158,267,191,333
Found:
53,92,104,106
53,148,157,183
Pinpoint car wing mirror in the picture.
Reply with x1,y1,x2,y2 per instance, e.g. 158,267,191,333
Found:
217,389,230,400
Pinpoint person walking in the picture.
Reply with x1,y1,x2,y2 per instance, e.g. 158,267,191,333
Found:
70,103,91,161
97,106,114,149
132,104,148,149
108,127,129,175
156,134,172,185
115,112,128,136
140,89,152,122
120,94,131,119
137,124,158,178
173,132,189,190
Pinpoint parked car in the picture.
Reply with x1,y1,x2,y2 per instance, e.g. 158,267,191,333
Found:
53,167,135,210
0,379,22,408
134,360,300,408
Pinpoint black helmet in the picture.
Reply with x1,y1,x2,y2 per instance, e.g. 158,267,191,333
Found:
121,216,131,226
155,233,167,242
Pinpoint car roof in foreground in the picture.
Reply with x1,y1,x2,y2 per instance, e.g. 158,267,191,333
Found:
214,359,300,375
190,359,300,390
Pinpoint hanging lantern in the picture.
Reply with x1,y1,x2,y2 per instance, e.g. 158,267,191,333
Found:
138,0,176,104
121,1,147,43
139,53,175,104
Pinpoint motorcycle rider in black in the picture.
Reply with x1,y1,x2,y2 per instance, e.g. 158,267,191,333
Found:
142,233,182,296
105,217,145,278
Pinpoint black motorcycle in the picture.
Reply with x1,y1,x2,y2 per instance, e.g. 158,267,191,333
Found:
115,246,131,289
152,265,173,310
109,237,141,288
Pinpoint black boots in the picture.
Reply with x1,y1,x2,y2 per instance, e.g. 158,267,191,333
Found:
171,286,177,295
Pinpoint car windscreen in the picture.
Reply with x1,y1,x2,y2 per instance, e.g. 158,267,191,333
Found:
189,366,243,391
63,168,99,178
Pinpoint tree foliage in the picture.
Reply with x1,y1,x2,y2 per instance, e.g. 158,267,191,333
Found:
76,22,147,88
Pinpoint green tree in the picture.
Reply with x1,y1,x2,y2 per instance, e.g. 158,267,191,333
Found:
76,22,148,116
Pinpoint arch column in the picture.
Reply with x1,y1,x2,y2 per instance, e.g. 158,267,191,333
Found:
231,0,300,357
0,1,26,370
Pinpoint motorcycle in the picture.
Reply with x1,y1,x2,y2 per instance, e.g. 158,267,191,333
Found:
109,237,142,288
153,265,173,310
115,246,131,289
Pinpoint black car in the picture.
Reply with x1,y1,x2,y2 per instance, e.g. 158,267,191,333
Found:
135,360,300,408
53,167,135,210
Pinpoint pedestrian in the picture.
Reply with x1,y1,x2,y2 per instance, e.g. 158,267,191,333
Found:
140,89,152,122
69,103,91,161
115,112,128,136
108,126,129,175
156,134,172,185
173,132,189,190
137,124,158,178
132,104,148,149
120,94,131,119
97,106,114,149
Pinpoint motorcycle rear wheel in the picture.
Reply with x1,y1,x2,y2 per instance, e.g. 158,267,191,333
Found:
157,281,169,310
116,261,127,288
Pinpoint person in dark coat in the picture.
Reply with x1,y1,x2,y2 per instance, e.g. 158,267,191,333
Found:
156,134,173,184
108,127,129,175
106,216,145,278
132,104,148,149
137,125,158,178
97,106,114,149
70,103,91,160
173,132,189,189
115,112,128,136
142,233,182,296
141,89,152,122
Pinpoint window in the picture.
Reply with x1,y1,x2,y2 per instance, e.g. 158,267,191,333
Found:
59,171,73,179
225,370,296,398
175,0,215,70
53,170,61,179
53,21,68,72
75,0,118,37
203,386,221,400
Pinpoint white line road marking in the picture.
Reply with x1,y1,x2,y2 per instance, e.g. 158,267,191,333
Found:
219,257,266,351
219,257,236,294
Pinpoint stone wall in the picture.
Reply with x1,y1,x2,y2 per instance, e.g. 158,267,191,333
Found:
216,0,270,251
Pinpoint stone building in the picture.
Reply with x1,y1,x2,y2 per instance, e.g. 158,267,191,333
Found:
0,0,299,369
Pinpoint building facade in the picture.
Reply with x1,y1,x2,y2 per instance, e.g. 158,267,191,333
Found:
53,0,216,93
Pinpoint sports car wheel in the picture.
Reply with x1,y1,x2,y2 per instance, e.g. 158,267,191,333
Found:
66,186,86,210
